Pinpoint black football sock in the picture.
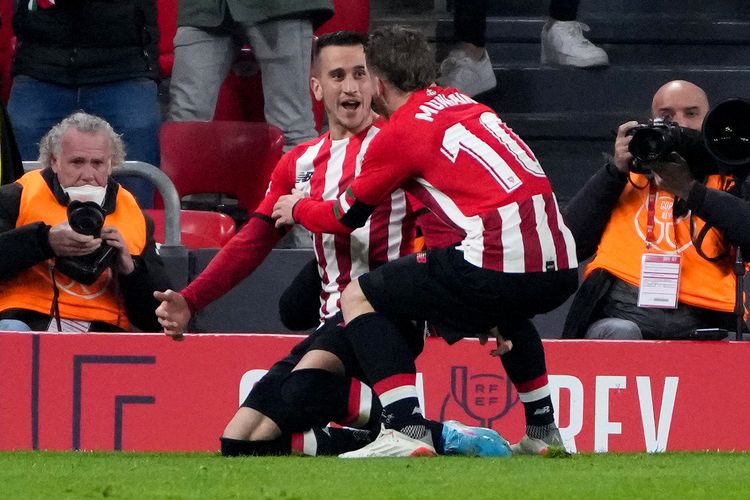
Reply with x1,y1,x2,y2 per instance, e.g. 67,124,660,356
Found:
296,427,376,456
220,435,291,456
335,379,382,435
346,312,418,384
280,368,350,428
497,318,556,428
347,313,442,448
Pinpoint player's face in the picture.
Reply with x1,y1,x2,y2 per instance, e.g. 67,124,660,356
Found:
312,44,373,139
651,81,709,131
51,129,113,188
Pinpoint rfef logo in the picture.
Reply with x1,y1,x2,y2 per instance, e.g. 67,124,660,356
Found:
439,366,518,428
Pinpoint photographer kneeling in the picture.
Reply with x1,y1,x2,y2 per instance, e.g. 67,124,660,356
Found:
562,80,750,340
0,112,170,332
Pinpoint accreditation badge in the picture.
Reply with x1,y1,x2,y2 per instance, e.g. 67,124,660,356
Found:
637,253,682,309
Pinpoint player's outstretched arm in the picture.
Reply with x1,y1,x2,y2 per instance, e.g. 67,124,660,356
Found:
154,289,191,339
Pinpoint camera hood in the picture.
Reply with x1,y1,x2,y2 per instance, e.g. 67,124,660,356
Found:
67,200,105,237
703,98,750,168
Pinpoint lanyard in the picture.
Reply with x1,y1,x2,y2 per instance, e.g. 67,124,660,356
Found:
645,182,682,251
645,182,658,246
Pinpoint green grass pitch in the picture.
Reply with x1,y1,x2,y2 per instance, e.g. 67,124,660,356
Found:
2,451,750,499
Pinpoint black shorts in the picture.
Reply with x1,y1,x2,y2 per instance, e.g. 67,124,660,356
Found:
359,246,578,342
242,314,362,431
242,311,425,431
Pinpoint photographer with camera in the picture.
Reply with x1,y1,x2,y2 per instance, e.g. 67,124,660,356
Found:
0,112,170,333
562,80,750,340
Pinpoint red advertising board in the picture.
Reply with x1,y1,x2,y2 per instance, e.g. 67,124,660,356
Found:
0,331,745,453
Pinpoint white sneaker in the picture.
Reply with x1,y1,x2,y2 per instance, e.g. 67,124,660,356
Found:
541,20,609,68
510,427,571,456
338,428,437,458
437,48,497,97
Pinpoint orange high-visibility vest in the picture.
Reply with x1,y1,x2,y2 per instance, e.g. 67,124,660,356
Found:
0,170,147,329
587,173,736,312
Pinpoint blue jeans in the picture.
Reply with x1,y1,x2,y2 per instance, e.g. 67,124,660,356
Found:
0,319,32,331
8,76,161,207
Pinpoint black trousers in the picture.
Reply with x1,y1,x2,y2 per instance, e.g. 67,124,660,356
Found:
454,0,581,46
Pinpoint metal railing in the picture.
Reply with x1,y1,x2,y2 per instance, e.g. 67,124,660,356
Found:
24,160,186,256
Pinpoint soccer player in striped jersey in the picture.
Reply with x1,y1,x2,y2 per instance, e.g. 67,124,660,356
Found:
154,31,405,456
273,25,579,457
155,31,506,458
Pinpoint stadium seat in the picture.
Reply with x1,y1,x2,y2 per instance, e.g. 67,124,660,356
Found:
145,208,236,249
111,161,233,250
317,0,370,34
159,121,284,218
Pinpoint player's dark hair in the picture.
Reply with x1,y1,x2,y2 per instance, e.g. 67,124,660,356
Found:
365,25,437,92
314,30,368,60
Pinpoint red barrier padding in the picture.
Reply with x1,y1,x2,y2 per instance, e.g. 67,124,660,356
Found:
0,331,744,453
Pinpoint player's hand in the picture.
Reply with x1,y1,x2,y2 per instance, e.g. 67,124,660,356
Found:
101,226,135,275
272,189,307,228
48,221,102,257
487,326,513,357
613,121,639,173
154,289,191,341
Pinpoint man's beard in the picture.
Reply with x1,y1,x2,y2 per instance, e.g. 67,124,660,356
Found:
371,94,389,117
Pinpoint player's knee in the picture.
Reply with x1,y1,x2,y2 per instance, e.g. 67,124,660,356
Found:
280,368,349,425
585,318,642,340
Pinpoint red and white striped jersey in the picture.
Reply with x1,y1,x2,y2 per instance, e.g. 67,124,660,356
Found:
295,86,577,273
258,123,415,319
182,123,415,318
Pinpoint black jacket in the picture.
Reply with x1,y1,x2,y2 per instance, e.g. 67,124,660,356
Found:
0,168,171,331
12,0,160,86
561,160,750,338
0,103,22,186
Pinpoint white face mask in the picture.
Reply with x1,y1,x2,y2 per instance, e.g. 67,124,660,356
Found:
63,185,107,206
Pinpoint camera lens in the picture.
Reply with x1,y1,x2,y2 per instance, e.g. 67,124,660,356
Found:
629,128,669,162
67,201,105,236
703,98,750,166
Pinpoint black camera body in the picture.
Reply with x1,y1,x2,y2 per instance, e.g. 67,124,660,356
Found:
68,200,106,236
628,118,682,164
55,201,115,285
627,118,716,176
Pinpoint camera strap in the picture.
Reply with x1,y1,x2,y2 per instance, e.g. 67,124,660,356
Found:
47,264,93,333
688,175,734,263
48,265,63,332
690,217,729,263
645,183,658,245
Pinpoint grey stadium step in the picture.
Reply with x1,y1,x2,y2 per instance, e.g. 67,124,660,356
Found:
479,66,750,114
486,0,750,17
